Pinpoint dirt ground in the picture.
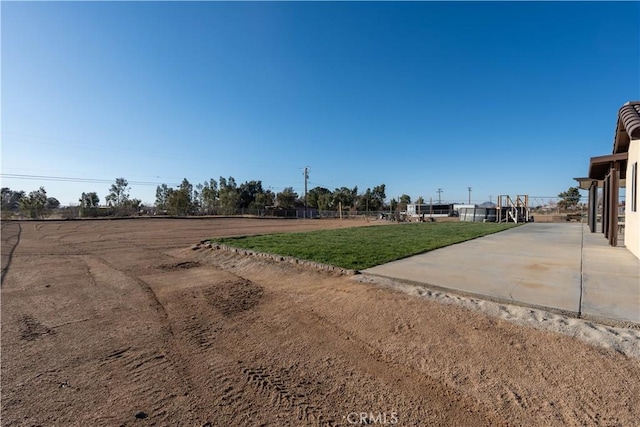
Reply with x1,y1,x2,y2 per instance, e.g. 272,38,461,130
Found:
2,218,639,426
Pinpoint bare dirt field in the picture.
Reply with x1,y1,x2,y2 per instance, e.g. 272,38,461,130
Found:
2,218,639,426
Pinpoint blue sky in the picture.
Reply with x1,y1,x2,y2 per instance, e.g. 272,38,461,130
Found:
2,1,639,206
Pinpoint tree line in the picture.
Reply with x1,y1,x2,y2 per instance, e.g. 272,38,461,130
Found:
1,187,60,219
3,178,582,219
2,177,395,218
153,177,389,216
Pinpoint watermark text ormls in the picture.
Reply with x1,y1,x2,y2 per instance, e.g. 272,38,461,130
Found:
346,411,399,425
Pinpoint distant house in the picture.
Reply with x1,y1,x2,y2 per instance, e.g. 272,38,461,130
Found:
575,101,639,259
406,203,457,218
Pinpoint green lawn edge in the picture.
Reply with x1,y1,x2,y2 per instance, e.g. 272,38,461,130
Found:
208,222,521,271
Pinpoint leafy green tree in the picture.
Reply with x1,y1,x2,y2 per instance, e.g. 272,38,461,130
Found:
238,180,264,209
294,194,306,208
307,187,332,209
317,192,333,211
276,187,298,209
357,184,386,212
415,196,425,205
194,183,204,214
155,183,170,212
357,189,372,212
558,187,581,210
371,184,386,210
392,194,411,211
254,189,275,209
200,179,218,214
19,187,48,218
79,192,100,217
2,188,25,215
180,178,194,206
166,179,194,216
333,186,358,210
80,192,100,207
218,176,240,214
106,178,130,209
46,197,60,210
398,194,412,212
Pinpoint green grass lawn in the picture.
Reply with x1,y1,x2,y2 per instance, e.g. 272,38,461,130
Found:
210,222,520,271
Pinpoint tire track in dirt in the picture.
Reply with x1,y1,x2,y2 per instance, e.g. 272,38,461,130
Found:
193,249,504,425
137,261,334,425
133,261,277,424
161,273,262,404
294,308,500,425
204,357,264,425
78,255,205,425
1,221,21,286
183,318,221,350
19,314,55,341
97,345,191,425
100,347,172,389
85,255,172,324
241,365,335,426
203,278,264,317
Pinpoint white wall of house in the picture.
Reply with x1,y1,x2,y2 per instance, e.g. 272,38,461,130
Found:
625,138,640,259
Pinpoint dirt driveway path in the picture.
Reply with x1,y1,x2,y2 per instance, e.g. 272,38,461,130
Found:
2,218,639,426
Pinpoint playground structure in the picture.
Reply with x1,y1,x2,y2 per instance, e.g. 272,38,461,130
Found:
496,195,530,223
459,195,531,223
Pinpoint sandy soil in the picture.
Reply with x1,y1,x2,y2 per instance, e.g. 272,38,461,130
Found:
2,218,639,426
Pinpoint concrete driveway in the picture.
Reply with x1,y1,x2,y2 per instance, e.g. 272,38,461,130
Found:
362,223,640,325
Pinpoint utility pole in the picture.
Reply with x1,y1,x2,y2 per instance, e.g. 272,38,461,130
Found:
437,188,443,204
366,196,368,217
468,187,472,204
303,166,309,218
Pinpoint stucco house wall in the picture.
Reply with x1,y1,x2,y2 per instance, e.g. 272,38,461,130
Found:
625,138,639,259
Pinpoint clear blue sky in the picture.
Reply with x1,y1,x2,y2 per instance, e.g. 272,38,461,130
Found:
2,1,639,206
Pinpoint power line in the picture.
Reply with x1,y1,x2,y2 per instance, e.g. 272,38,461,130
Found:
0,173,180,187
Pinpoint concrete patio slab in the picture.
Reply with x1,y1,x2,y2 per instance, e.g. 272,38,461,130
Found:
581,230,640,324
362,223,639,325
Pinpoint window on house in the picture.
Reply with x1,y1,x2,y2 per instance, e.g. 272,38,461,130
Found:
633,162,638,212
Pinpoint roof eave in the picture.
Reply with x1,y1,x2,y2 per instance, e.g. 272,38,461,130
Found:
588,152,628,180
613,101,640,154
